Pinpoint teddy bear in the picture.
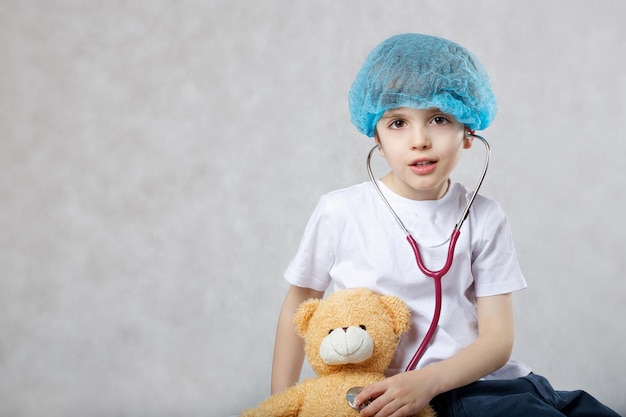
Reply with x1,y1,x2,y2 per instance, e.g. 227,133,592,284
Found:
240,287,436,417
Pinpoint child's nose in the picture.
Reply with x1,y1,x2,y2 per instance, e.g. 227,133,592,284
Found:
410,129,431,149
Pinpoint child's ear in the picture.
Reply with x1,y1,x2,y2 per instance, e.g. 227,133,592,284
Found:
463,137,473,149
374,132,386,157
463,128,474,149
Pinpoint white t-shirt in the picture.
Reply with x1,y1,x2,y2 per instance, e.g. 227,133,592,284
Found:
284,180,531,379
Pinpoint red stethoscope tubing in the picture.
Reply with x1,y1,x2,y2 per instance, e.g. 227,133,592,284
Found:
404,230,460,371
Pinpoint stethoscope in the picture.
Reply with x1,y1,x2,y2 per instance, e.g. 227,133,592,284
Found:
347,131,491,411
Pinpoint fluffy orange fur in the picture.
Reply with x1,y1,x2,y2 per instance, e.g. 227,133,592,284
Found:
240,288,436,417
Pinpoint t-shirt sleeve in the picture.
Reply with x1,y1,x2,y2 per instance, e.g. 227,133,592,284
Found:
471,202,527,297
284,195,337,292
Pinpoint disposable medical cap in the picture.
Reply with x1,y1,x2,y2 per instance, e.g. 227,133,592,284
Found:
349,33,497,137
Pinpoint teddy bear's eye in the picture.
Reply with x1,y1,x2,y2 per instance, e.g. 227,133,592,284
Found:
360,325,366,331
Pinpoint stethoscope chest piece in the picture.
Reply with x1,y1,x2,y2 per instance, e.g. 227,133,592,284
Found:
346,386,374,411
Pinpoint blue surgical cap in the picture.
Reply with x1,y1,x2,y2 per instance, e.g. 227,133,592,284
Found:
349,33,497,137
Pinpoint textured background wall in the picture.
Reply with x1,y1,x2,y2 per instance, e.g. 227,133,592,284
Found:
1,1,625,416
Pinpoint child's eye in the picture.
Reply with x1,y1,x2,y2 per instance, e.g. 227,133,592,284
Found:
431,116,449,125
389,120,406,129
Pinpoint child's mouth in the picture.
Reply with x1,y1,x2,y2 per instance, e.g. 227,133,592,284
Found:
410,160,437,174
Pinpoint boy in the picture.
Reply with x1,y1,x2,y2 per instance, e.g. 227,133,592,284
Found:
270,33,619,417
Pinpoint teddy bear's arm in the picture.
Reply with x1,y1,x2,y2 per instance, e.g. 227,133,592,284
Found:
239,382,307,417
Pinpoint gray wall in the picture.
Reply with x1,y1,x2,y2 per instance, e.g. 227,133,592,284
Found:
2,1,625,416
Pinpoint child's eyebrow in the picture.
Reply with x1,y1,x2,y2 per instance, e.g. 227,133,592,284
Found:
381,108,452,120
380,109,411,119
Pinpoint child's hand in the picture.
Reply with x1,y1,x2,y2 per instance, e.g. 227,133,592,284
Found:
354,370,435,417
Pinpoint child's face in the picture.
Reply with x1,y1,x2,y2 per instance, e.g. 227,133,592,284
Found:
375,107,470,201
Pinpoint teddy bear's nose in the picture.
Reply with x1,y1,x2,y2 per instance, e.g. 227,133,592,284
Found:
342,327,348,332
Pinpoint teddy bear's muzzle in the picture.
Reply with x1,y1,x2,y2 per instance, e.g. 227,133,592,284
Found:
319,325,374,365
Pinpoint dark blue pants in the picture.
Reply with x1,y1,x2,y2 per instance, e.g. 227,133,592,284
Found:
430,373,621,417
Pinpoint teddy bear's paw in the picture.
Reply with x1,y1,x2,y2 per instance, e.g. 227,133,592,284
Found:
238,409,272,417
415,404,437,417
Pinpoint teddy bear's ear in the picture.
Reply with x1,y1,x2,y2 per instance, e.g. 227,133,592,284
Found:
379,295,411,335
293,298,321,337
